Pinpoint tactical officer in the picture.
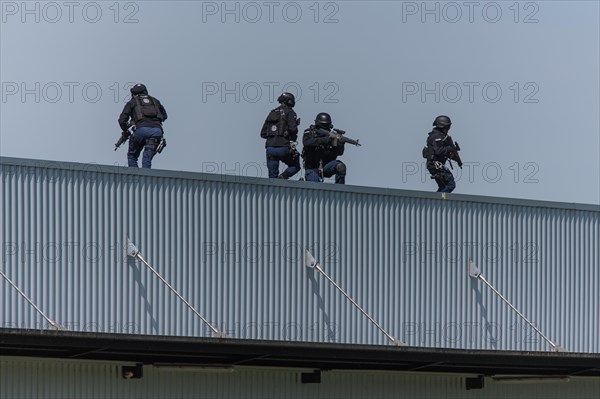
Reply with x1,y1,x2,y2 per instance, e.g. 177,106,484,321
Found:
423,115,462,193
260,92,301,179
302,112,347,184
118,83,167,168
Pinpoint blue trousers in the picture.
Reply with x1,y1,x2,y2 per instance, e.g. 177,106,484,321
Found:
128,127,163,168
266,146,300,178
429,165,456,193
305,159,346,184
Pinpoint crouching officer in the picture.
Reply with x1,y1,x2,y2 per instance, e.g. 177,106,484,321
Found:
302,112,347,184
422,115,462,193
260,92,301,179
118,83,167,168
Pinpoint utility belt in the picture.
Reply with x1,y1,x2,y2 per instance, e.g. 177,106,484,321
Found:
266,142,298,160
429,157,447,168
131,134,167,154
429,161,452,181
267,130,290,139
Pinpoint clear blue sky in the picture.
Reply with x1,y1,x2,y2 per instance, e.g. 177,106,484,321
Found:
1,1,599,205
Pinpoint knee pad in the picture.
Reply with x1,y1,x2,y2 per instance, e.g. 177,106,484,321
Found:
335,161,346,176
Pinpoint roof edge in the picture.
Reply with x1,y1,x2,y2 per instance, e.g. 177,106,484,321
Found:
1,328,599,376
2,156,599,212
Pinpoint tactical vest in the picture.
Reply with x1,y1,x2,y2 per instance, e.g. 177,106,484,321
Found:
261,107,287,138
132,95,164,123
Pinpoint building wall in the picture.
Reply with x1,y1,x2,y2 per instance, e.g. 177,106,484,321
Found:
1,357,599,399
1,157,599,351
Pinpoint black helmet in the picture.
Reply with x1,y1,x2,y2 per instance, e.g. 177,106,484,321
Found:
277,92,295,107
315,112,332,129
433,115,452,129
130,83,148,96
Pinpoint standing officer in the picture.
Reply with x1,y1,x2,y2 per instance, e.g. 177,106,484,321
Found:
422,115,462,193
302,112,347,184
260,92,301,179
118,83,168,168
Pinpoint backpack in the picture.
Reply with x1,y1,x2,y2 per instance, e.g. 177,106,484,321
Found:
133,95,163,123
260,107,286,139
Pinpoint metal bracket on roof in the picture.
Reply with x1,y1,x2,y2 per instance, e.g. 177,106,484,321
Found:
304,248,404,346
468,259,563,352
127,238,224,338
0,268,61,330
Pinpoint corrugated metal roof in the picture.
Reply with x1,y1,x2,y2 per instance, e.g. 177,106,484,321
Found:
1,157,599,352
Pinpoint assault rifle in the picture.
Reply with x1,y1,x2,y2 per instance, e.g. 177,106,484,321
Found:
447,140,463,169
317,128,362,147
114,123,135,151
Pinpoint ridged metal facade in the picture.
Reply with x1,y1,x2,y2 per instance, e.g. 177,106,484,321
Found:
1,157,599,352
2,357,599,399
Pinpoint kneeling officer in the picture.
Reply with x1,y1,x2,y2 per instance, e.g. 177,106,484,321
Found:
260,92,301,179
302,112,349,184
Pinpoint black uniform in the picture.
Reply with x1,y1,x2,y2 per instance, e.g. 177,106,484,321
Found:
424,128,460,193
302,125,346,184
261,104,299,147
118,94,167,131
261,102,301,179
